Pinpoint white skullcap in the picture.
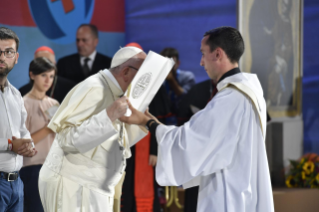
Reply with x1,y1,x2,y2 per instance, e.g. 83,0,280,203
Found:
110,47,143,69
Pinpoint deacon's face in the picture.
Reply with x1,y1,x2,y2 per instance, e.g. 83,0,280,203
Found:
34,51,56,64
200,36,217,82
30,69,55,93
76,26,98,57
0,39,19,77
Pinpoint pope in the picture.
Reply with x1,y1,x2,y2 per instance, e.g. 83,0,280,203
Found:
38,47,148,212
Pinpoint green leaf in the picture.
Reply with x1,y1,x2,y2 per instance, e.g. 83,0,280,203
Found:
290,160,298,168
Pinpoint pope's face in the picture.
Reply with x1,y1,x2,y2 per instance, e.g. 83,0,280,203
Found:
76,26,98,57
0,39,19,77
126,52,147,84
200,36,217,81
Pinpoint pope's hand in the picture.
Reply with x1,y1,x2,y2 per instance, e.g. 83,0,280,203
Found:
107,97,129,122
119,100,150,126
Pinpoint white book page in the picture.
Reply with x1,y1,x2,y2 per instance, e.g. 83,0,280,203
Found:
124,51,175,116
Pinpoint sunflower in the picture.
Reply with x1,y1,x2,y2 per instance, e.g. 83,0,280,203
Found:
303,161,315,175
316,173,319,183
286,175,297,188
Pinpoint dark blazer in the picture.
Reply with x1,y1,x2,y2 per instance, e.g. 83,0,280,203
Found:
57,52,112,84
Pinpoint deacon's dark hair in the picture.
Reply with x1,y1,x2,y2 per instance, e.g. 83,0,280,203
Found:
204,26,244,64
160,47,179,61
29,57,57,83
78,24,99,38
0,27,20,51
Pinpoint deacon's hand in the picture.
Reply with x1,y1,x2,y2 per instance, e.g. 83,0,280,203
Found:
144,108,161,125
107,96,129,122
12,136,37,157
119,100,150,126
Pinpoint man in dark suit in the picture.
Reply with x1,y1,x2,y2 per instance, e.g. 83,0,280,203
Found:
57,24,112,83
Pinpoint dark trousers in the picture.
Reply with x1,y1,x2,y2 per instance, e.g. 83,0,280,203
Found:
0,172,24,212
20,165,44,212
184,186,199,212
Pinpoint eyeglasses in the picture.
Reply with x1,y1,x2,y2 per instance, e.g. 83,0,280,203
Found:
128,66,138,71
0,50,16,58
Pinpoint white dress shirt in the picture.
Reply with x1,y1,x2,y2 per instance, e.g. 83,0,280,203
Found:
80,50,97,71
0,80,31,172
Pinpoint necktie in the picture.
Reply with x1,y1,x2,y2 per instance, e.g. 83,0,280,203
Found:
82,58,90,77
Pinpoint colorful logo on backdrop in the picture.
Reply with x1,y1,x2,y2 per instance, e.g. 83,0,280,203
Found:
28,0,95,44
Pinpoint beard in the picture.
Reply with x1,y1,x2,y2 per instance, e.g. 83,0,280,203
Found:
0,60,14,77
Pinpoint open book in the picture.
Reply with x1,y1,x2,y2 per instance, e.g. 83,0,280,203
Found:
125,51,175,116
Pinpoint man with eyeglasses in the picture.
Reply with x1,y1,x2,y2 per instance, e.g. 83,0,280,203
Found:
0,27,37,211
38,46,148,212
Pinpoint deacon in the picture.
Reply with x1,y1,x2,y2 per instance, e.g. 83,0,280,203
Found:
38,47,148,212
121,27,274,212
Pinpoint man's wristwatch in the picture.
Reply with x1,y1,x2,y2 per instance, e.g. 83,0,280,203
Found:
7,139,12,151
146,119,159,135
145,119,156,131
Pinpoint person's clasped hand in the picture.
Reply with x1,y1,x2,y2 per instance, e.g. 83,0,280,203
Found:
107,96,129,122
12,136,37,157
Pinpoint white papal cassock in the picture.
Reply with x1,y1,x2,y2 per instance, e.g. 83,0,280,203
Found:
38,70,147,212
155,72,274,212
